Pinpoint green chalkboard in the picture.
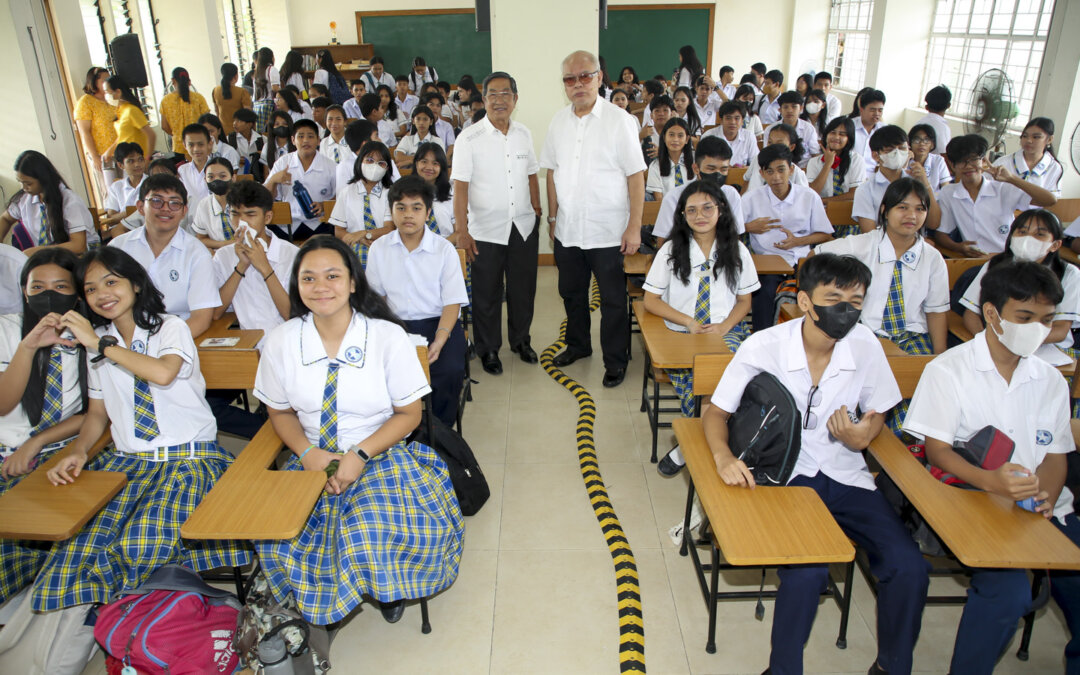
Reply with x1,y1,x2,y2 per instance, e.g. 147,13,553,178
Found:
359,12,492,86
599,7,711,85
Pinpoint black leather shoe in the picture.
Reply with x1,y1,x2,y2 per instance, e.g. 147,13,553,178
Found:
380,599,405,623
480,351,503,375
602,367,627,388
657,447,685,476
552,349,591,367
511,343,538,364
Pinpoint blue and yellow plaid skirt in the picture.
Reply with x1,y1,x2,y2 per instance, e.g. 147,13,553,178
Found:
667,320,752,418
29,442,251,612
885,331,935,435
254,441,464,625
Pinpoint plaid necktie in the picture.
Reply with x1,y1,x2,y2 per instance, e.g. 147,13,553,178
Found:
425,212,440,234
37,202,50,245
31,348,62,435
674,164,684,186
133,375,160,441
832,165,845,197
333,145,341,162
881,260,906,336
694,262,711,325
352,193,378,268
219,209,234,240
319,361,340,452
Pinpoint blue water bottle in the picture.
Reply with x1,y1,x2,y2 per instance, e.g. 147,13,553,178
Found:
292,180,318,220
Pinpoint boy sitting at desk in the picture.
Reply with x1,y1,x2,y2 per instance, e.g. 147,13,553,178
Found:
703,252,929,675
903,260,1079,675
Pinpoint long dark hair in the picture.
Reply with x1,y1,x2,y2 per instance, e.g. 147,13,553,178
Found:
276,88,303,115
677,45,704,84
279,50,304,89
19,249,88,425
414,142,452,202
769,123,805,164
802,88,828,138
669,181,742,290
848,86,873,118
823,116,856,184
876,177,931,236
658,118,695,180
11,151,70,245
349,141,393,189
408,105,437,137
288,236,403,327
734,84,757,118
317,49,343,82
76,247,166,334
265,111,295,167
672,86,702,136
376,84,399,121
220,63,238,100
254,47,274,100
171,67,192,103
106,75,141,109
987,209,1067,281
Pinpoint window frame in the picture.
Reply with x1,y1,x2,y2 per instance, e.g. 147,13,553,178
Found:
822,0,876,92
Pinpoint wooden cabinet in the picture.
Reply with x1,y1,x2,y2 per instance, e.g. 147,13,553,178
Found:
292,44,375,80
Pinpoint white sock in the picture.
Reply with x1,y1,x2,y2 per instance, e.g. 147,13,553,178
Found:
667,445,684,466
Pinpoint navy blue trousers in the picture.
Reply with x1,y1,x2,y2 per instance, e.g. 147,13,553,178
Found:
771,473,930,675
951,512,1080,674
403,317,466,428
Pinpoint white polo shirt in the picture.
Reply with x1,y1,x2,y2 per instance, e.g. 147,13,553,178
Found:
266,151,338,230
376,119,398,148
919,152,952,190
396,132,445,157
328,180,391,233
363,71,396,92
366,228,469,321
434,119,456,147
6,185,98,248
756,94,782,126
903,331,1074,521
816,231,949,336
0,245,26,315
913,112,951,156
212,235,299,338
694,99,719,127
851,169,908,223
701,127,759,167
646,159,691,197
212,141,241,173
104,175,145,212
177,159,211,211
540,96,648,249
255,312,431,448
937,179,1033,254
741,183,833,265
395,93,420,116
765,119,821,166
992,150,1063,197
232,131,261,162
319,134,350,164
710,317,902,489
651,179,744,240
824,94,842,123
192,196,233,241
642,239,759,331
109,226,221,320
0,314,82,450
342,99,363,121
960,261,1080,350
430,197,455,237
744,160,810,193
89,315,216,453
853,120,885,168
805,153,867,198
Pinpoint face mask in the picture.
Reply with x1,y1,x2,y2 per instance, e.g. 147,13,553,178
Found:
207,179,230,196
1009,235,1054,262
811,301,862,340
271,126,291,138
361,163,387,182
990,312,1050,358
105,94,118,106
27,290,79,317
804,102,823,115
879,148,908,172
699,171,727,186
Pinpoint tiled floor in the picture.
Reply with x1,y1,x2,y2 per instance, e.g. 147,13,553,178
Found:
81,267,1070,674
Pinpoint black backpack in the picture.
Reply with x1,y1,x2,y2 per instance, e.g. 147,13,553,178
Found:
409,413,489,516
727,372,801,485
327,74,351,106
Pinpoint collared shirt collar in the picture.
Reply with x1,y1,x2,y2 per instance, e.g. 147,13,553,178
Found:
950,176,1000,203
876,231,924,270
688,237,717,268
1012,151,1053,177
135,221,187,253
971,329,1037,387
299,311,370,369
765,183,797,207
386,226,438,254
783,317,857,377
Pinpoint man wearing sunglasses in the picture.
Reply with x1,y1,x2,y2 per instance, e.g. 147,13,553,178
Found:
540,50,646,388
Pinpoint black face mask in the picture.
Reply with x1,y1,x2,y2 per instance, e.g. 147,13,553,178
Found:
207,179,230,196
27,290,79,317
699,171,728,186
271,126,292,138
811,302,862,340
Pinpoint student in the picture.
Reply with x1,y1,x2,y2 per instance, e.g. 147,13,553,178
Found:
312,49,350,105
252,235,463,625
704,252,928,675
641,95,674,161
318,104,349,164
39,246,248,614
278,50,305,93
733,85,765,139
903,260,1078,675
693,76,719,127
806,117,866,214
358,93,399,149
611,89,642,132
421,92,456,151
227,108,263,178
744,124,810,192
618,66,643,100
713,65,736,102
102,142,147,236
191,157,237,251
363,55,396,91
177,123,214,211
109,174,220,338
329,140,395,268
701,101,759,167
852,89,886,168
960,210,1080,360
113,158,197,236
265,119,337,239
908,124,951,189
261,111,296,171
275,88,307,123
671,86,703,137
852,124,940,234
212,62,253,135
647,118,695,201
198,113,242,171
742,144,833,329
802,88,829,141
848,87,874,119
749,62,767,95
652,136,745,243
394,74,420,116
459,95,485,131
395,105,444,170
645,181,758,476
159,67,211,161
913,85,952,156
0,244,26,315
251,48,280,132
407,56,438,94
764,91,821,168
754,69,785,126
992,117,1063,197
104,75,155,158
376,85,407,132
310,96,330,135
342,79,367,120
1,150,97,255
413,143,455,237
640,79,665,125
795,73,813,98
308,82,330,101
813,71,842,122
674,45,704,89
935,134,1057,256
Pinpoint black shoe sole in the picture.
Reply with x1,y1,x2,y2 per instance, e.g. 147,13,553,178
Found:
552,351,592,367
602,371,626,388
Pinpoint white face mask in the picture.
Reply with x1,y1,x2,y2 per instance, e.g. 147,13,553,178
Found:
990,312,1051,358
879,148,908,172
361,163,387,182
1009,235,1054,262
804,102,823,115
105,94,118,106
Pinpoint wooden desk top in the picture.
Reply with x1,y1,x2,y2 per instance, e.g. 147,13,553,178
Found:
197,313,263,389
868,431,1080,570
623,253,653,276
752,254,794,275
674,417,854,565
0,433,126,541
633,301,732,369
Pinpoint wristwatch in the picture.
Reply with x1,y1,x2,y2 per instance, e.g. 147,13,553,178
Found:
92,335,119,363
546,216,557,224
347,443,371,462
365,231,373,241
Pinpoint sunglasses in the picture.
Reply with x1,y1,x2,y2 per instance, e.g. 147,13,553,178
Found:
562,70,598,87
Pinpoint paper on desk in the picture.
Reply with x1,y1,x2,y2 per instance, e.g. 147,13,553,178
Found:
1035,344,1073,367
200,337,240,348
406,333,429,348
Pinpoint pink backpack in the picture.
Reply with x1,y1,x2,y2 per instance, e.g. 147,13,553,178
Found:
94,566,241,675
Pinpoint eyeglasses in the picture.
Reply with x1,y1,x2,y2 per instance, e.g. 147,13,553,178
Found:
562,70,598,87
683,203,718,218
485,90,514,100
910,136,933,145
146,196,185,212
803,385,822,430
362,159,389,168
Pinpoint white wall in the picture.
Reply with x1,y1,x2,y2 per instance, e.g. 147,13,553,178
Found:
250,0,292,65
153,0,228,99
0,0,47,202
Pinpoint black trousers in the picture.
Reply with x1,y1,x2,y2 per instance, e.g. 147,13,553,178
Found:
403,317,466,428
553,239,629,371
751,273,785,331
471,224,539,355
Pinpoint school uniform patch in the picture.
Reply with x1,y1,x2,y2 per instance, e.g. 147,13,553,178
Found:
901,251,917,265
344,346,363,363
130,340,146,354
169,269,180,282
1036,429,1053,446
998,224,1010,235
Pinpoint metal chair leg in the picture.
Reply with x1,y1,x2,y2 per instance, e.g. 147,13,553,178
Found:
420,597,431,634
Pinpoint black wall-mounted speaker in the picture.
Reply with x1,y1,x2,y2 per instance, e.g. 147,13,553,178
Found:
476,0,490,32
109,33,148,88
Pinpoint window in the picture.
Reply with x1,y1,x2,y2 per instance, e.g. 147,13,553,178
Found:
822,0,875,91
224,0,258,74
78,0,109,67
922,0,1055,130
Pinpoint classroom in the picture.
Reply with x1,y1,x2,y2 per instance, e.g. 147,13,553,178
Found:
1,0,1080,673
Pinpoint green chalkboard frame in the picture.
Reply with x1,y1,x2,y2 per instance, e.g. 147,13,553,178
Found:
356,9,493,86
600,4,714,84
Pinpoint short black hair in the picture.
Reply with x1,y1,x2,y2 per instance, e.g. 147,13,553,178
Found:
292,118,319,135
643,80,665,97
777,91,803,107
764,69,784,85
370,56,384,66
309,83,330,96
924,85,952,112
114,142,144,165
359,93,382,118
181,123,211,142
387,174,434,212
395,73,409,83
757,143,793,169
344,119,377,152
719,65,734,77
945,134,989,165
694,135,732,161
421,91,446,107
139,173,187,203
206,156,234,175
226,180,274,212
350,79,366,88
813,71,833,84
147,157,178,175
717,101,745,119
650,94,674,113
868,124,908,152
751,62,767,75
233,108,257,124
311,96,331,109
979,260,1064,313
908,123,938,150
859,89,886,108
798,252,872,296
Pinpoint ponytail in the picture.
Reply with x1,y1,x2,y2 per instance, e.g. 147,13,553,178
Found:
220,63,238,100
172,67,191,103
